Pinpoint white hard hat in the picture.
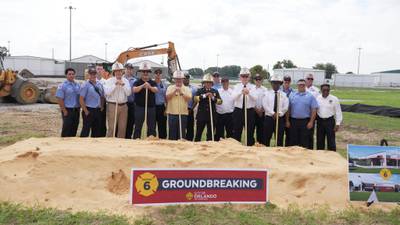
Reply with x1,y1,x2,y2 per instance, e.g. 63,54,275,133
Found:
138,61,152,72
239,67,250,76
270,74,283,82
173,70,185,79
112,62,124,71
202,73,213,82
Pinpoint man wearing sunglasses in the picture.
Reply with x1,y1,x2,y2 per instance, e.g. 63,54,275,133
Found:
231,68,258,146
305,73,320,149
154,68,167,139
281,75,293,146
286,79,319,149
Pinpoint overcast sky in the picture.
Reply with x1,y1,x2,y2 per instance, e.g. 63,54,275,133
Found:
1,0,399,73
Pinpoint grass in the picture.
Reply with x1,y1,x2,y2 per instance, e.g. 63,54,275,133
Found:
343,112,400,131
0,132,46,147
350,192,400,202
331,88,400,108
349,167,400,174
2,201,399,225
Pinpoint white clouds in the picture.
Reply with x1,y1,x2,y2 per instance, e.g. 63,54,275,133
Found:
0,0,399,73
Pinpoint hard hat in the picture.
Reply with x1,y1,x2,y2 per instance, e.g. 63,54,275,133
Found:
173,70,185,79
202,73,213,82
270,74,283,82
112,62,124,71
138,61,152,72
239,67,250,76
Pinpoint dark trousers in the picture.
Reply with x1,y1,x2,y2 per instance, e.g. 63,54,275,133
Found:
289,118,311,149
215,112,233,141
232,107,256,146
168,114,187,140
80,107,101,138
284,127,291,147
61,108,80,137
133,106,156,139
263,116,285,146
309,123,315,149
185,108,195,141
99,104,107,137
156,104,167,139
195,120,215,141
255,113,265,144
125,102,135,139
317,116,337,151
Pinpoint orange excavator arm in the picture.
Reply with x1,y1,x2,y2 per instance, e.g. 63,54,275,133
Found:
114,41,181,80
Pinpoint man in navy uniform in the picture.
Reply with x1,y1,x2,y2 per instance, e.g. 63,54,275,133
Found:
154,68,167,139
124,63,136,139
254,74,267,144
79,67,105,137
212,71,222,90
281,75,293,146
286,79,319,149
194,73,222,141
183,73,198,141
56,68,80,137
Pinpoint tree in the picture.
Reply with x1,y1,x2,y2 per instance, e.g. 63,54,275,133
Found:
273,59,297,69
346,71,354,74
313,63,338,79
203,65,241,79
250,65,270,83
187,68,204,78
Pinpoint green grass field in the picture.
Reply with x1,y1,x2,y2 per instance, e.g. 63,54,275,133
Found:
349,167,400,174
332,88,400,108
350,192,400,202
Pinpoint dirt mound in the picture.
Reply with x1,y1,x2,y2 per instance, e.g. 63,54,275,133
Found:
0,137,353,218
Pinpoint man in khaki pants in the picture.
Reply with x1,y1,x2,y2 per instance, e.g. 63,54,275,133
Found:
104,62,131,138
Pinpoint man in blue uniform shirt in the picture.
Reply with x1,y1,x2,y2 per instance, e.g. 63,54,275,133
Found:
56,68,81,137
183,73,198,141
154,68,167,139
286,79,319,149
124,63,136,139
79,67,105,137
212,72,222,90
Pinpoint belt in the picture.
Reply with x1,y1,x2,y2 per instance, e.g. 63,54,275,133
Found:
107,102,126,106
318,116,334,121
65,107,80,111
266,115,284,118
87,107,101,110
290,117,309,121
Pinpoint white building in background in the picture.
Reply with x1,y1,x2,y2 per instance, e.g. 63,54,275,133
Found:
3,55,65,76
333,72,400,88
273,68,327,85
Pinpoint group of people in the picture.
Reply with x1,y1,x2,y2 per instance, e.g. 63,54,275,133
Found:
56,61,342,151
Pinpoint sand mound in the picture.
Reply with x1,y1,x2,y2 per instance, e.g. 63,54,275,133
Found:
0,137,353,217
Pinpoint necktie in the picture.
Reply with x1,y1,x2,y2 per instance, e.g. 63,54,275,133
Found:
242,85,246,109
273,91,278,113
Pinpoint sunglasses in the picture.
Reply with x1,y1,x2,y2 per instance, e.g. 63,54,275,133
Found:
240,75,249,78
255,78,262,81
307,78,314,80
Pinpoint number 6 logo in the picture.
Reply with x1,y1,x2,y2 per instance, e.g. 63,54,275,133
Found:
135,172,159,197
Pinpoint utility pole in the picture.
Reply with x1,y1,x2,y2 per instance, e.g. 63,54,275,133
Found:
52,48,55,59
216,54,219,72
7,41,10,56
357,47,362,74
65,5,76,66
105,43,108,61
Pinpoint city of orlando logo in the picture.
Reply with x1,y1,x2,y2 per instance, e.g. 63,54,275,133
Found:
135,172,159,197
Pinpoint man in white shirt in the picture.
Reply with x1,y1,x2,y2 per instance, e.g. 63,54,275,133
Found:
316,84,343,151
104,62,131,138
231,68,258,146
254,74,267,144
305,73,320,149
215,77,234,141
262,75,289,146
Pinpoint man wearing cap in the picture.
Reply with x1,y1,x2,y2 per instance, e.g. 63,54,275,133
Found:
154,68,167,139
232,68,258,146
281,75,294,146
254,74,267,144
56,68,81,137
96,63,108,137
286,79,319,149
166,71,192,140
133,62,159,139
262,75,289,146
104,62,131,138
305,73,320,149
194,73,222,141
215,77,234,141
79,67,105,137
316,84,342,151
183,73,198,141
212,71,222,90
123,63,136,139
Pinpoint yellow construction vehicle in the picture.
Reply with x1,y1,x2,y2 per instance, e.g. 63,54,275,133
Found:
114,41,181,81
0,47,40,104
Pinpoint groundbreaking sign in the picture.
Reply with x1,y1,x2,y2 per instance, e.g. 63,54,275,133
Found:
130,168,269,205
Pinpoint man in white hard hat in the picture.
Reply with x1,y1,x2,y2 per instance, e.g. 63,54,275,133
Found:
262,75,289,146
165,70,192,140
194,73,222,141
104,62,131,138
231,67,258,146
132,61,159,139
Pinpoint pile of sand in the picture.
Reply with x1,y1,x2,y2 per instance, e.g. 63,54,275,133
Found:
0,137,351,217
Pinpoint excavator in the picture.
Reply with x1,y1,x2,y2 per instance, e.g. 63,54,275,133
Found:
0,47,40,104
113,41,181,81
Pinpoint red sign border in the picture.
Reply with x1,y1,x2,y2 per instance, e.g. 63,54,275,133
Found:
130,168,269,206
